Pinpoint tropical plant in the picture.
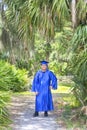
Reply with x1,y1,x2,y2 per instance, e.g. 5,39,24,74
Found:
0,60,29,92
69,25,87,106
3,0,70,61
0,92,11,129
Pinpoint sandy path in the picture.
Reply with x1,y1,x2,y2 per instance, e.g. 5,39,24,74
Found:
9,94,66,130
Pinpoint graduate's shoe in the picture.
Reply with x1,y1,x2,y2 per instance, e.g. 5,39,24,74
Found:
44,111,48,117
33,112,39,117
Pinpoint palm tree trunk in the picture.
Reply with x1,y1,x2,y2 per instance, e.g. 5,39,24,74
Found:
46,37,51,61
0,0,4,51
71,0,77,29
29,38,35,59
0,0,11,52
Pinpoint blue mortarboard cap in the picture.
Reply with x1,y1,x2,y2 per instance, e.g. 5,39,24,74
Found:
40,60,49,65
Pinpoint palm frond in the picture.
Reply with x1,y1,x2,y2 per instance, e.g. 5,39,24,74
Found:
76,0,87,21
71,25,87,51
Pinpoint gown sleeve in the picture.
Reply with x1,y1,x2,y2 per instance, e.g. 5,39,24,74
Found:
49,71,58,90
31,71,39,92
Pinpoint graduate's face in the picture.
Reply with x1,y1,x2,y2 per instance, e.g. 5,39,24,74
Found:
41,64,48,71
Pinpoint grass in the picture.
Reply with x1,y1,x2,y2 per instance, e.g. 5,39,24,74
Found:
53,85,87,129
52,85,70,93
12,85,70,97
0,90,12,94
12,91,33,96
12,84,70,96
61,106,87,130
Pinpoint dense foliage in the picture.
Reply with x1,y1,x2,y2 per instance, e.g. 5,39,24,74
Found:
0,60,28,92
0,0,87,128
69,25,87,106
0,92,11,129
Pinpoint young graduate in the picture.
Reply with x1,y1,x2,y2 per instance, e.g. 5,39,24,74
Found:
32,60,58,117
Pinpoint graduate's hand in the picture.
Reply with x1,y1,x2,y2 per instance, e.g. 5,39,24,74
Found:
50,86,53,90
35,92,39,95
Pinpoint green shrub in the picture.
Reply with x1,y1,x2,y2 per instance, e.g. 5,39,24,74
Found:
0,60,29,92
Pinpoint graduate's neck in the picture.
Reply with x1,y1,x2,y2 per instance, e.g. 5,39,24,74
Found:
41,69,47,72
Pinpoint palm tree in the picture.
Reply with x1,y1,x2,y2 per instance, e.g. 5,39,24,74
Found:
4,0,70,61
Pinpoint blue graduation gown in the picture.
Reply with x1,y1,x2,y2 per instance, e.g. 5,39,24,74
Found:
32,69,57,112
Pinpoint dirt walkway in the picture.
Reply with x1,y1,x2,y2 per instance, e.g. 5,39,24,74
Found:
9,94,66,130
